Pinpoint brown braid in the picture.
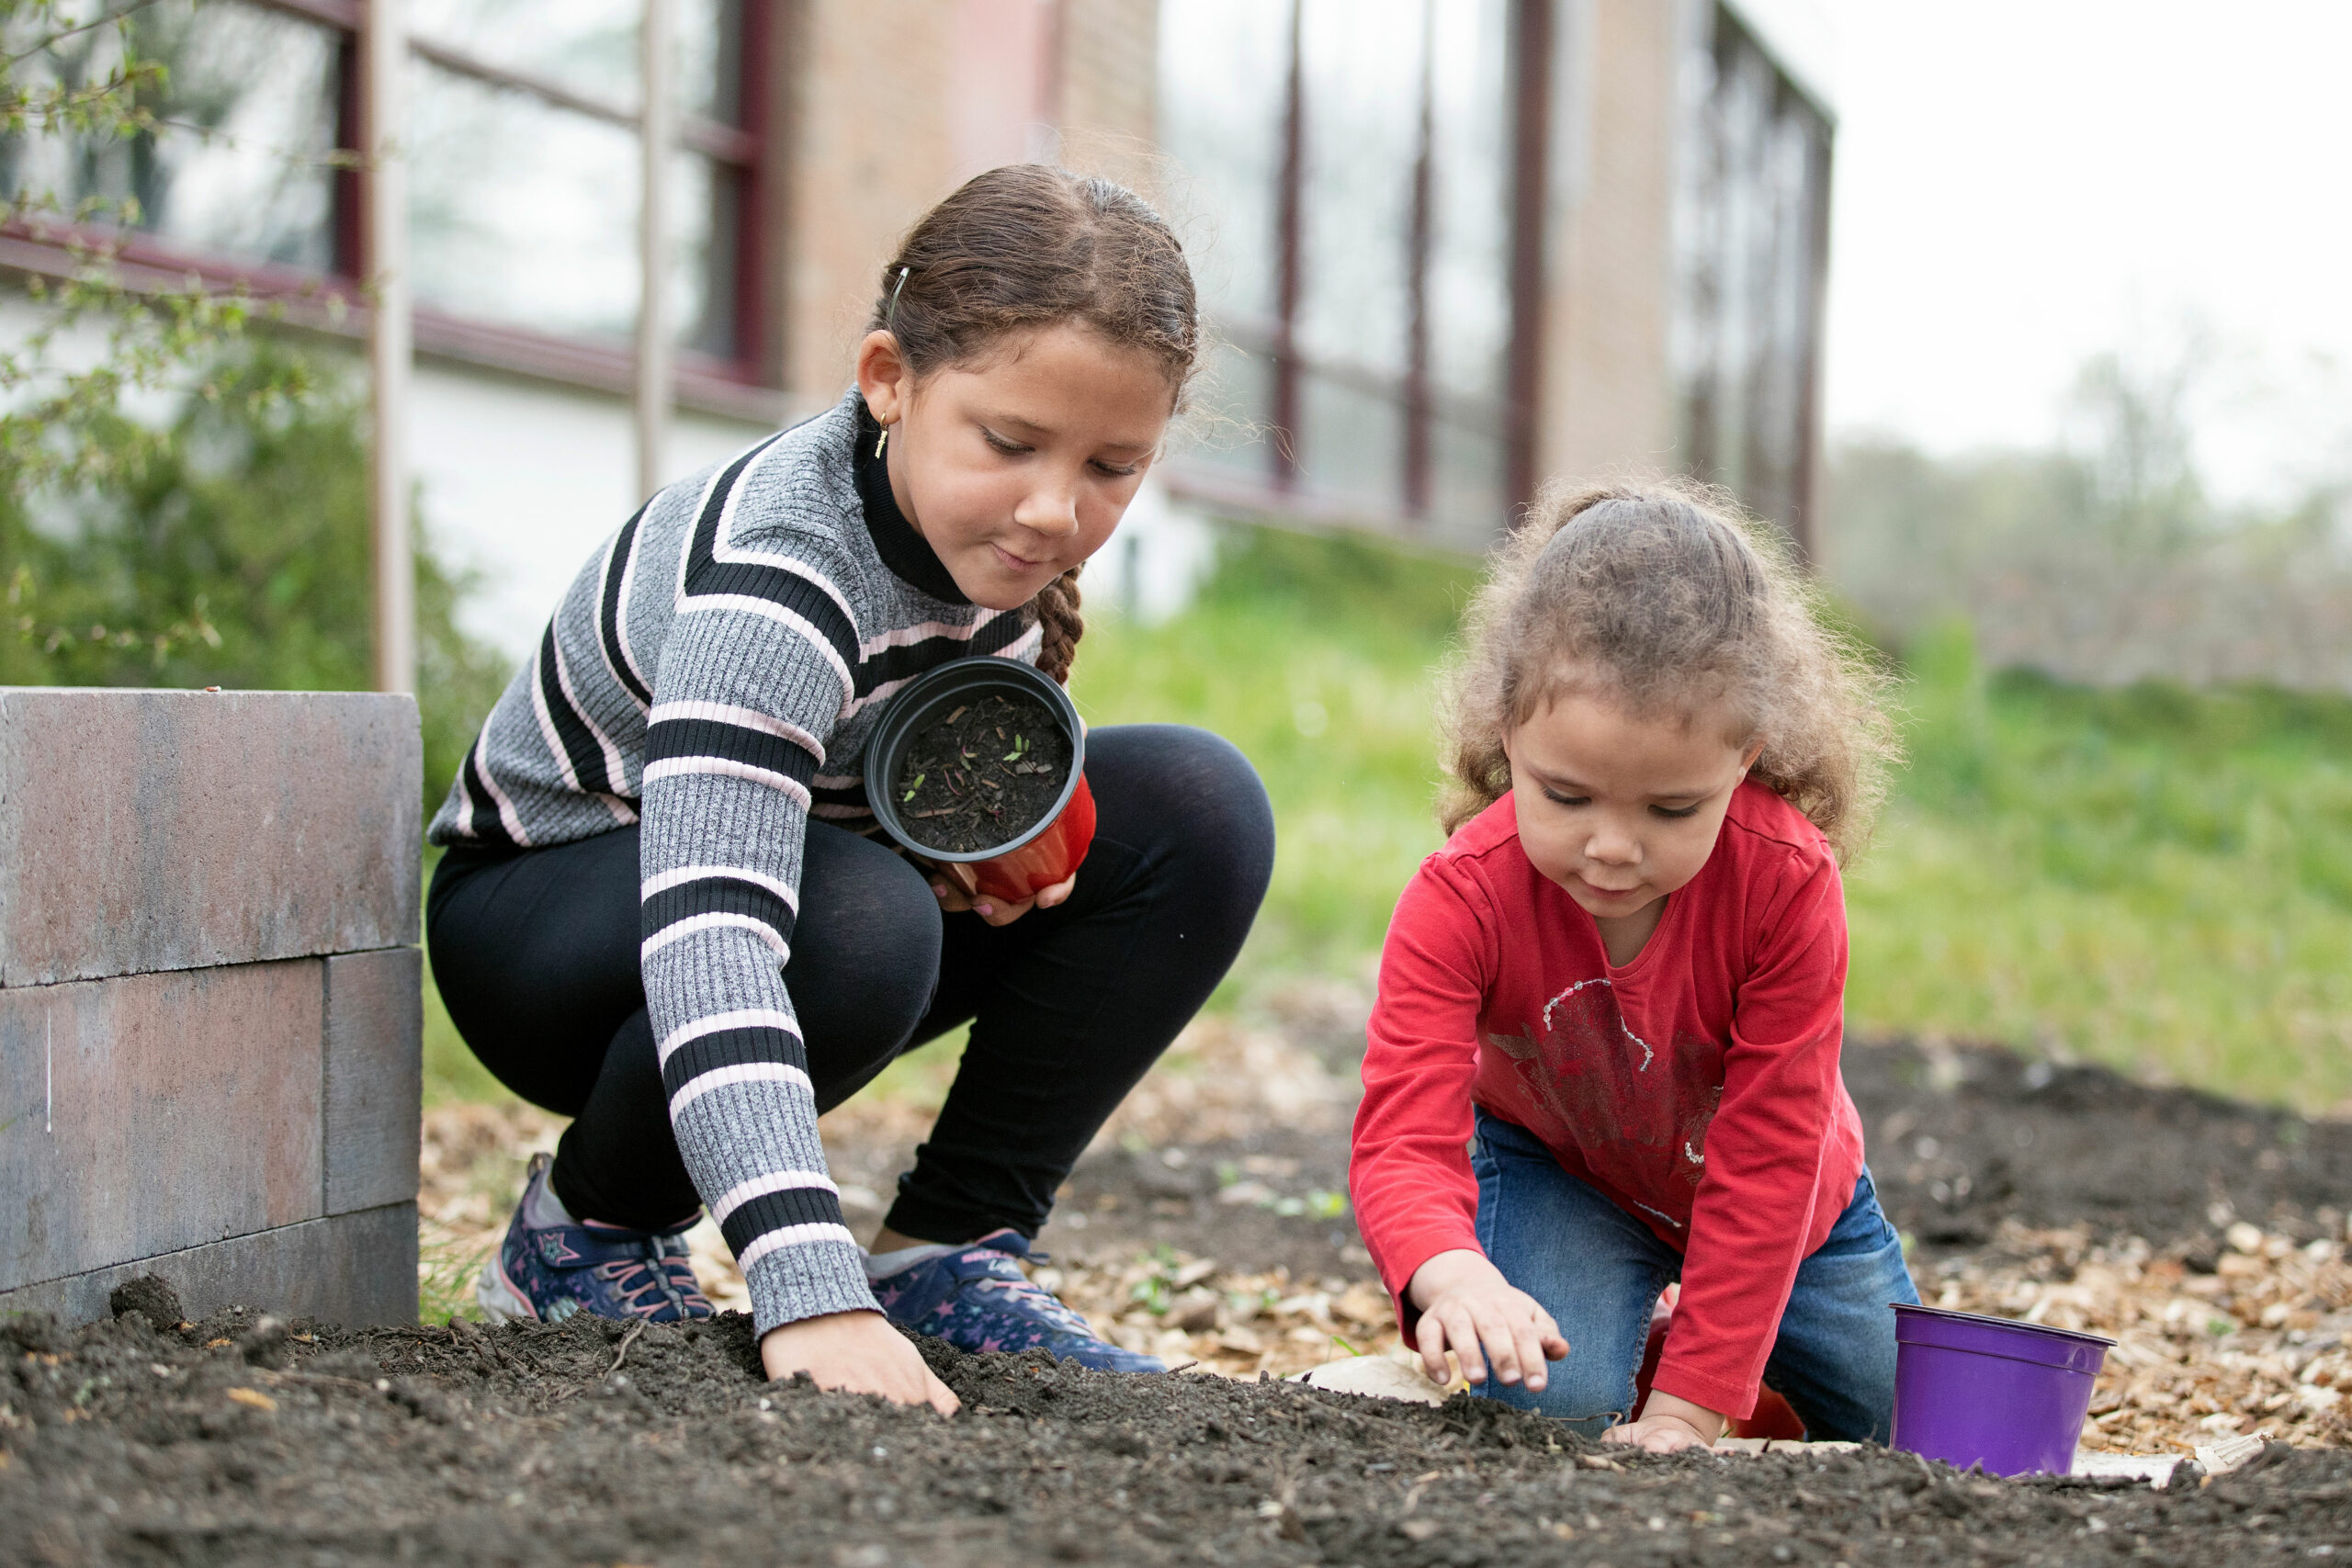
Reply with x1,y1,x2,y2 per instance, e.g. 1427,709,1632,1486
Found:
1033,566,1085,684
867,165,1199,686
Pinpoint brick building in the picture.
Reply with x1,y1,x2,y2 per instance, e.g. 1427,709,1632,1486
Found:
2,0,1831,649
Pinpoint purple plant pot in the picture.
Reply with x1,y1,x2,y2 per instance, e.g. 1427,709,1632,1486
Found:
1891,1304,2113,1476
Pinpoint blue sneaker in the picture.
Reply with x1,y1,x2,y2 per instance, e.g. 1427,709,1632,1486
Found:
870,1228,1166,1372
477,1152,714,1325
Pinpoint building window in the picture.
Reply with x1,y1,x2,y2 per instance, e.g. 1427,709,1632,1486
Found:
1,0,772,397
1159,0,1524,551
1671,3,1832,553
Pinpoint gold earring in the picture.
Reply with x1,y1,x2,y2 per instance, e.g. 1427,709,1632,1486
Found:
875,423,889,459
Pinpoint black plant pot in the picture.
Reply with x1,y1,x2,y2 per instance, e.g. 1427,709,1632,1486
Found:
862,657,1094,900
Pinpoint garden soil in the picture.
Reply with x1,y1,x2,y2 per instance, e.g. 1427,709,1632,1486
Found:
892,691,1073,853
8,1299,2351,1567
16,1024,2352,1563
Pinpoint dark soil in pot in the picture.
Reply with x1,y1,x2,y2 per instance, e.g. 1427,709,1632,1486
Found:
891,690,1074,853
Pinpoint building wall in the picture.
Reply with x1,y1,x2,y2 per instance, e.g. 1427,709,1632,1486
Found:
1533,0,1681,490
776,0,1159,414
777,0,960,411
1056,0,1160,186
411,367,772,656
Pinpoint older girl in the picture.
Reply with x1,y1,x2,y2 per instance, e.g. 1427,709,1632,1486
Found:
1351,483,1912,1450
427,167,1272,1413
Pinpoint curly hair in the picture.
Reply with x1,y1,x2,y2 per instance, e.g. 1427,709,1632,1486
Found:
1437,479,1899,863
869,164,1199,683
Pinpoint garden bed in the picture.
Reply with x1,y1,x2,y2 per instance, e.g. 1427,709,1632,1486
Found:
16,1000,2352,1563
6,1297,2351,1566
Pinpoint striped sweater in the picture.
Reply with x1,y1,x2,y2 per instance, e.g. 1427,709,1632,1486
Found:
427,390,1042,1333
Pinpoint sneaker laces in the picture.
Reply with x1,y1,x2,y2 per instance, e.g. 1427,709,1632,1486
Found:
962,1243,1092,1334
583,1232,705,1320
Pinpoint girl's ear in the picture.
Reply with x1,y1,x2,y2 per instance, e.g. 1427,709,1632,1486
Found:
855,330,913,425
1739,737,1766,773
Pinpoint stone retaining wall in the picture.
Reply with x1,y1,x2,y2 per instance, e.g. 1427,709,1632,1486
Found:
0,688,422,1326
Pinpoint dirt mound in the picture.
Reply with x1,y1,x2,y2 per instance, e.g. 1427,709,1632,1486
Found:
7,1302,2352,1565
1844,1037,2352,1250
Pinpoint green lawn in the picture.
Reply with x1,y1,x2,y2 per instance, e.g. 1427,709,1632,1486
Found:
1844,625,2352,1112
427,524,2352,1115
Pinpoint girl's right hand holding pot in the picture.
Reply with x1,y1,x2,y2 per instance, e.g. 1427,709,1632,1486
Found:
928,870,1078,926
1404,1248,1569,1392
759,1310,961,1414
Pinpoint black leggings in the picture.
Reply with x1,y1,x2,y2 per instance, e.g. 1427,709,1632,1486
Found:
426,724,1274,1244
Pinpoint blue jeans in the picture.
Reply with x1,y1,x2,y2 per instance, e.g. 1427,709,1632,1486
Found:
1469,1108,1918,1440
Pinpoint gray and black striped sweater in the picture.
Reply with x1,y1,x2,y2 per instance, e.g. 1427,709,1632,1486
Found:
427,390,1042,1334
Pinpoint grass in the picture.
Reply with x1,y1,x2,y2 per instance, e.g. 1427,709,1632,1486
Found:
1844,624,2352,1113
424,523,2352,1117
1069,525,1482,983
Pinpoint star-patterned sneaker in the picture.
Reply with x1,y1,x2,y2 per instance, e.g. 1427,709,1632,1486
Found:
477,1152,713,1325
870,1229,1165,1372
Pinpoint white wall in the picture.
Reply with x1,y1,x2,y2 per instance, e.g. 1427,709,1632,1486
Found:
409,366,777,659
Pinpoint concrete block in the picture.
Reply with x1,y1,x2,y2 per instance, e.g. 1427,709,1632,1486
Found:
0,688,421,987
0,961,323,1290
323,947,423,1215
0,1201,417,1327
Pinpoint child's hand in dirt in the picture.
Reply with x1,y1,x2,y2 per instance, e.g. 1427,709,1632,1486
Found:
1604,1391,1725,1454
1404,1249,1569,1391
929,872,1078,927
760,1310,960,1415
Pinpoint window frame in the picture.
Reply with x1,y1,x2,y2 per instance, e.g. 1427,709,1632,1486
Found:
1160,0,1545,547
0,0,783,420
1671,1,1834,558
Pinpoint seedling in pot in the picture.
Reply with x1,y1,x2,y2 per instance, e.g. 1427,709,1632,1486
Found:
892,691,1073,854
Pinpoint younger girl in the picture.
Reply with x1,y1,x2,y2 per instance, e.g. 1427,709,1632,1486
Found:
1350,483,1914,1450
426,166,1273,1414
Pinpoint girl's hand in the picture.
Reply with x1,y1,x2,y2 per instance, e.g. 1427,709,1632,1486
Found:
929,872,1078,927
1604,1391,1726,1453
758,1310,960,1415
1403,1249,1569,1391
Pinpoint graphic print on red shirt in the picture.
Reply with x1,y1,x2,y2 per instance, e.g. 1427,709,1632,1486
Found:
1351,780,1866,1417
1482,979,1727,1233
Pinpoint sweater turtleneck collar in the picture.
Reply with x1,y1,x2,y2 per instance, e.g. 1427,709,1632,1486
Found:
852,397,968,605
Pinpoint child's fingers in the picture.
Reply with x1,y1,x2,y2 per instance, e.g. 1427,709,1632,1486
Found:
1510,1313,1554,1391
1532,1303,1570,1360
1474,1302,1531,1386
1439,1303,1489,1384
1411,1314,1454,1385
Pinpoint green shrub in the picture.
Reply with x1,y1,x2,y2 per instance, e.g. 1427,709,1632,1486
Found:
0,343,513,817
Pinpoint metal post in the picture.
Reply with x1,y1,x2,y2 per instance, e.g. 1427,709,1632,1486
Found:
636,0,673,503
1269,0,1304,491
1504,0,1554,525
1401,0,1435,520
366,0,414,695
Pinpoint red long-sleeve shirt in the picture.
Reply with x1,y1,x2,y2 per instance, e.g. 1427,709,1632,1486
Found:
1350,782,1865,1418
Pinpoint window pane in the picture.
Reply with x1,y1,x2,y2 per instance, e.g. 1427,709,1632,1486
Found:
1427,0,1510,401
1295,0,1420,376
676,0,747,126
407,0,745,125
1157,0,1291,328
1297,369,1405,512
1673,10,1829,533
409,62,724,349
1430,415,1508,550
0,0,339,272
408,0,638,108
1176,342,1275,476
